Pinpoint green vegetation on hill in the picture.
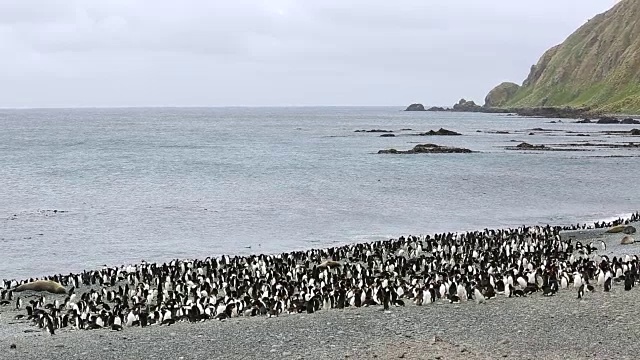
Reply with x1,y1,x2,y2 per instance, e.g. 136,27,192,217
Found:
486,0,640,114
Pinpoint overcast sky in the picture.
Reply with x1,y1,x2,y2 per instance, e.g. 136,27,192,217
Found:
0,0,617,108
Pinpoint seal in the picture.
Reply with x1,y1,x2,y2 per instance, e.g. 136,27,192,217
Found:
606,225,626,233
620,235,635,245
318,260,341,269
14,280,66,294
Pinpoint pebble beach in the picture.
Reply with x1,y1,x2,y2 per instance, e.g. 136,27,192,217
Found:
1,223,639,360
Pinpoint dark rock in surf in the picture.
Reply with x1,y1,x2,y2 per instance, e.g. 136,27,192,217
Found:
515,142,546,150
417,128,461,136
631,129,640,136
597,117,620,124
426,106,447,112
380,133,396,137
378,143,473,154
621,118,640,124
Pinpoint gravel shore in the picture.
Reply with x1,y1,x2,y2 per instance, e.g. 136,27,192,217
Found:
1,224,638,360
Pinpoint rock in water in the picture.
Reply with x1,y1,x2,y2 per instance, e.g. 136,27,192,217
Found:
621,235,635,245
379,144,473,154
417,128,461,136
515,142,546,150
597,117,620,124
405,103,426,111
452,99,483,112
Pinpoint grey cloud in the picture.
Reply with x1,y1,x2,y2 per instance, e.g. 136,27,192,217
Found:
0,0,618,107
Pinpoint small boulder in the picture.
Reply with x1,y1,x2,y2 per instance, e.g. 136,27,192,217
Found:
380,133,395,137
621,118,640,124
630,129,640,136
405,103,426,111
623,226,637,235
621,235,635,245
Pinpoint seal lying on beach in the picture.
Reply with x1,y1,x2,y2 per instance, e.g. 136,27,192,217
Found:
14,280,66,294
606,225,626,233
318,260,342,269
621,235,635,245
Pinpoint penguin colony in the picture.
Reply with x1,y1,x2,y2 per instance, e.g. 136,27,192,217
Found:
1,213,638,335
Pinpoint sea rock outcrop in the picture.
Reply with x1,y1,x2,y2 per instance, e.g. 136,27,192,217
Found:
452,99,483,112
417,128,461,136
378,143,473,154
597,117,621,124
514,142,547,150
405,103,426,111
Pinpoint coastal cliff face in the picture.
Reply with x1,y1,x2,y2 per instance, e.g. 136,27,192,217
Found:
487,0,640,113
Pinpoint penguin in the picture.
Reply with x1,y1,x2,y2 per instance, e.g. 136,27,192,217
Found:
448,295,460,304
44,314,55,335
126,311,136,327
504,284,512,298
111,315,123,331
474,287,485,304
577,284,585,299
624,274,633,291
604,277,612,292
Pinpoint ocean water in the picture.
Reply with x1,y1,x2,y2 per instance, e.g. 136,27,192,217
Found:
1,107,638,279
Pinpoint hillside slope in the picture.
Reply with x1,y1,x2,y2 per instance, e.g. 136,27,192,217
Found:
486,0,640,113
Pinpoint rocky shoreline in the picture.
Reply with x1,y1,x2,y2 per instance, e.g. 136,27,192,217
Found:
405,101,640,121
